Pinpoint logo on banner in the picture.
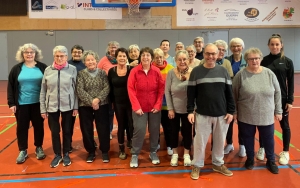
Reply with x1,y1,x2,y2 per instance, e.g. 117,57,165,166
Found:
238,0,249,5
183,0,195,5
202,0,214,4
61,4,75,10
262,7,277,22
204,8,218,21
258,0,268,4
77,2,118,11
45,0,59,10
31,0,43,11
283,7,294,19
244,8,259,22
182,8,198,16
224,9,239,21
221,0,232,3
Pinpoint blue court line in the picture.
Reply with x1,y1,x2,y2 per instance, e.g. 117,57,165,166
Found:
0,165,299,184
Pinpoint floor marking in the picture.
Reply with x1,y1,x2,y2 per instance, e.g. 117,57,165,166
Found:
0,116,15,118
0,122,16,135
274,130,300,152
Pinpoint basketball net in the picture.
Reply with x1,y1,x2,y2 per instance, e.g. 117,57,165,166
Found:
125,0,142,15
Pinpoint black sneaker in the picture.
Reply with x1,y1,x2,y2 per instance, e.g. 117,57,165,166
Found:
102,153,110,163
244,158,254,170
86,153,96,163
266,160,279,174
50,154,62,168
63,153,71,166
35,147,46,160
16,150,28,164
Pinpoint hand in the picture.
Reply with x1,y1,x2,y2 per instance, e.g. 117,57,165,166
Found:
41,113,48,119
92,98,100,107
188,113,194,124
135,109,144,116
233,114,237,124
9,106,16,113
93,104,99,110
224,113,233,124
275,114,282,121
168,110,175,119
285,103,292,112
151,108,159,113
130,60,138,67
72,110,78,116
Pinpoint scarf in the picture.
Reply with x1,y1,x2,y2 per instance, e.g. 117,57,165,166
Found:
152,60,167,70
106,52,117,64
177,66,189,81
216,58,224,65
53,61,67,70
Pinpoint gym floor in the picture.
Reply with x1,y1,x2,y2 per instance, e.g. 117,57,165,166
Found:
0,74,299,188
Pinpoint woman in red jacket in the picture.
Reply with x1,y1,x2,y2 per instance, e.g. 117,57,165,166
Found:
127,47,165,168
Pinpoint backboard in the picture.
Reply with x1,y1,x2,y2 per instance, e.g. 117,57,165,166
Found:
91,0,176,8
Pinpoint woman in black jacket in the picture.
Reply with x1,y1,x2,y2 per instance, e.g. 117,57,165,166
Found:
7,43,48,164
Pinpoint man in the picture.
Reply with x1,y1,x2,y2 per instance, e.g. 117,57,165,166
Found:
187,43,235,180
193,37,204,60
160,39,176,67
175,42,184,53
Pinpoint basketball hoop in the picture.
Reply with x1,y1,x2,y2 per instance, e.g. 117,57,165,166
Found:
125,0,142,15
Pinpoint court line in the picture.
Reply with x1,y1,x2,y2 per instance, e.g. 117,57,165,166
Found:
0,122,16,135
0,164,299,184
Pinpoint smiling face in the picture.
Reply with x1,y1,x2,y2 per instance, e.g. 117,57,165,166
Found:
129,48,140,60
217,45,227,60
84,54,97,70
54,51,68,65
186,47,196,60
154,54,163,66
23,48,36,63
175,44,184,52
230,42,243,56
116,51,128,66
193,39,204,52
71,48,83,61
176,53,189,70
160,41,170,53
140,52,152,66
268,38,283,55
246,53,261,70
204,45,218,65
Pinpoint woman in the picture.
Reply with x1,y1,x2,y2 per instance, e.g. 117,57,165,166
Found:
127,47,165,168
108,48,133,160
8,43,47,164
232,47,282,174
257,34,294,165
152,48,174,156
40,45,78,168
165,50,193,166
185,45,200,68
224,37,247,157
77,50,110,163
128,44,140,67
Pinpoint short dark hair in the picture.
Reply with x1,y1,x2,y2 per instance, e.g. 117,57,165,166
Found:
160,39,170,46
140,47,154,60
71,44,84,53
115,47,128,58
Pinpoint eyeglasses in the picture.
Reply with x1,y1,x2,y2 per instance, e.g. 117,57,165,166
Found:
194,41,203,44
55,55,66,59
247,57,260,61
218,48,227,52
72,51,82,54
204,52,218,56
187,50,195,53
231,45,242,48
24,51,35,55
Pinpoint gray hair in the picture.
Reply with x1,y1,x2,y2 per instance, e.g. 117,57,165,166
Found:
53,45,68,56
176,42,185,47
213,40,228,50
185,44,196,52
15,43,43,63
204,43,219,53
193,36,204,43
128,44,140,52
174,50,189,61
229,37,245,49
244,47,263,61
82,50,100,63
106,41,120,52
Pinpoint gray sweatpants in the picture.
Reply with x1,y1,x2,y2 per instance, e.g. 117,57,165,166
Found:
192,113,229,167
131,111,161,155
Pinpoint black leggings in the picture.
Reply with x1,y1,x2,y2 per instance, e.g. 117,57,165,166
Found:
170,113,192,150
226,120,244,145
114,103,133,145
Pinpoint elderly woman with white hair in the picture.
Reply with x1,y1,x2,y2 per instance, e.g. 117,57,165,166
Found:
193,36,205,60
8,43,47,164
40,45,78,168
128,44,140,67
185,45,201,68
175,42,185,53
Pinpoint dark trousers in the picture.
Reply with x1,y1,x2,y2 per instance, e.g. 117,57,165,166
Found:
259,99,291,151
159,110,172,147
239,121,275,162
79,105,110,153
114,103,133,144
15,103,44,151
226,120,244,145
170,113,192,150
108,101,114,133
70,116,76,144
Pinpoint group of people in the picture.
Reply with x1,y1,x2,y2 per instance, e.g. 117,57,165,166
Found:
7,34,294,180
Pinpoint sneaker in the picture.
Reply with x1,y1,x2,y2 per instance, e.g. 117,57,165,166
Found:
190,166,200,180
244,158,254,170
149,152,160,164
63,153,71,167
224,144,234,154
69,146,73,153
155,144,160,152
212,164,233,176
279,151,289,165
86,153,96,163
256,147,265,161
119,144,127,160
167,147,173,156
16,150,28,164
102,153,110,163
127,140,132,148
50,154,62,168
183,154,192,166
266,160,279,174
130,155,138,168
170,154,178,166
110,133,112,140
35,147,46,160
239,145,246,157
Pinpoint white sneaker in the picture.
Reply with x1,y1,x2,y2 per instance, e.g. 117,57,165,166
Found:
130,155,138,168
256,147,265,161
279,151,289,165
239,145,246,157
170,154,178,166
183,154,191,166
110,133,112,140
224,144,234,154
167,147,173,156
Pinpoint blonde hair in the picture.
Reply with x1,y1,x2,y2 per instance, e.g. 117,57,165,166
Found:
153,48,164,57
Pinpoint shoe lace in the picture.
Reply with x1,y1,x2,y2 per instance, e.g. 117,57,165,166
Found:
192,167,199,173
